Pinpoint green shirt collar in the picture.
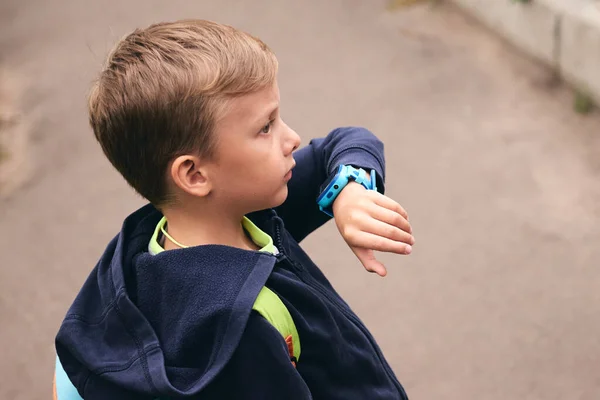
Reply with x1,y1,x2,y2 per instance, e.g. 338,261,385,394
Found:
148,216,277,255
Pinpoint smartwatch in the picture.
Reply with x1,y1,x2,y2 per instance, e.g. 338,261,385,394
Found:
317,164,377,217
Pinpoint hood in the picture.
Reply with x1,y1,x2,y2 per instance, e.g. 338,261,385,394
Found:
56,204,278,397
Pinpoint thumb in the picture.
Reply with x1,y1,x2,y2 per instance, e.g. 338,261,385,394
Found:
351,246,387,277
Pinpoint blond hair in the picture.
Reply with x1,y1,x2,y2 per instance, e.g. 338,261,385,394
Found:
89,19,278,206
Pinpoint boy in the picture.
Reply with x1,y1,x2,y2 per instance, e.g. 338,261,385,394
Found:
55,20,414,399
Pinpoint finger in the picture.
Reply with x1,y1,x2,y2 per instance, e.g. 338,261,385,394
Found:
348,231,413,255
356,217,415,246
351,247,387,277
369,192,409,220
368,202,412,234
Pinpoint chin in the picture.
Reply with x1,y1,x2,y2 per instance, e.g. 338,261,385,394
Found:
270,186,289,208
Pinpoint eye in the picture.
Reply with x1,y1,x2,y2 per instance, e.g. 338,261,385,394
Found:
260,120,274,135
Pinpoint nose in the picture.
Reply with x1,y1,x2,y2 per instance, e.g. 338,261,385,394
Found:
282,121,301,156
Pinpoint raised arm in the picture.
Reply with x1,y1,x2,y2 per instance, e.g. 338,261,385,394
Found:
275,126,386,243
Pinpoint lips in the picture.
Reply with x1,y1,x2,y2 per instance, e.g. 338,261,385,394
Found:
284,163,296,180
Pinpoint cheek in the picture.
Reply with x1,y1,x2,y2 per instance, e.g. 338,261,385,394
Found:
229,142,269,170
241,149,280,178
213,140,283,194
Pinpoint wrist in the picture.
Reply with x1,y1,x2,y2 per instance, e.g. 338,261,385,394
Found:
332,182,365,215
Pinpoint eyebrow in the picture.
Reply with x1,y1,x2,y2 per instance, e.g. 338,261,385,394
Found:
255,102,279,125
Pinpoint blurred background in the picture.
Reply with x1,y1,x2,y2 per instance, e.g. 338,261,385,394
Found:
1,0,600,399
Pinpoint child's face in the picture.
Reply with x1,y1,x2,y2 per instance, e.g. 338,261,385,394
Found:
208,81,301,213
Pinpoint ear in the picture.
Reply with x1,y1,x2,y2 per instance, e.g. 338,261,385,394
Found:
170,155,212,197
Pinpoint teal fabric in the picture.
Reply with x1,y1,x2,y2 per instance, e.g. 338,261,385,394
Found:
55,355,83,400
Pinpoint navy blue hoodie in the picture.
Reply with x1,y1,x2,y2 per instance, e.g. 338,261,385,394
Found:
56,127,409,399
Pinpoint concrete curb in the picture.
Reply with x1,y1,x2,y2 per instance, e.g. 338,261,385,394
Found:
450,0,600,105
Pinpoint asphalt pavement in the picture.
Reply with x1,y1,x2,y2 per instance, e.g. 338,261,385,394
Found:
1,1,600,399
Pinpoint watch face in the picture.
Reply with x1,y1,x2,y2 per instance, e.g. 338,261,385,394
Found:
319,173,336,194
317,165,345,204
318,165,343,194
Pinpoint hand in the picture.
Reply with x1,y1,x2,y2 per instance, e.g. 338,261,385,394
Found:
332,182,414,277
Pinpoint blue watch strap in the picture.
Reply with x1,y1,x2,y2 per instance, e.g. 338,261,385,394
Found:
317,165,377,217
353,168,377,192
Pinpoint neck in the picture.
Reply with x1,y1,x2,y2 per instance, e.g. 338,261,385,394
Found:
161,201,258,252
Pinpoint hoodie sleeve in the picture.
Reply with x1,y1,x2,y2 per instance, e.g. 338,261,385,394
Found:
202,312,313,399
275,126,386,243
